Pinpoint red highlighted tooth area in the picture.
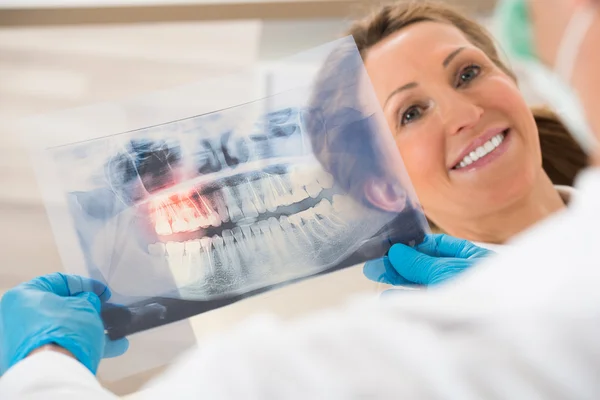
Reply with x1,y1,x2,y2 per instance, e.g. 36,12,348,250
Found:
150,190,220,236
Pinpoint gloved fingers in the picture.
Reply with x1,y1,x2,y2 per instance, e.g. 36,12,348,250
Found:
363,257,415,286
74,292,103,314
24,273,111,302
103,336,129,358
388,243,447,285
414,234,492,259
425,259,475,286
64,275,112,302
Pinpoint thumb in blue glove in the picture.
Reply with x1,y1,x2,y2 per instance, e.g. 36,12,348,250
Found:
0,273,129,375
364,234,494,286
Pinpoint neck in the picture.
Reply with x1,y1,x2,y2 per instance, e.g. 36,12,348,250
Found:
442,172,566,244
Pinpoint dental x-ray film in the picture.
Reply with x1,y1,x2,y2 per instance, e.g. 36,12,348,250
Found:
26,36,429,340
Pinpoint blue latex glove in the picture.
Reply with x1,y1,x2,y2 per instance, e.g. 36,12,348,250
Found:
364,234,494,286
0,273,129,375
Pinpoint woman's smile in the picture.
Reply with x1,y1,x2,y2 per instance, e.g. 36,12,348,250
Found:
450,128,511,173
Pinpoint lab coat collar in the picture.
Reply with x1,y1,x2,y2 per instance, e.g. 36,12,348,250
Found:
570,166,600,211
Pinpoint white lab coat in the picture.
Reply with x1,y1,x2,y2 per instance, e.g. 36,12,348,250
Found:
1,170,598,400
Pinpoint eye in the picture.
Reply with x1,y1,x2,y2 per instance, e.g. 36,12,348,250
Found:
456,64,481,87
400,105,424,126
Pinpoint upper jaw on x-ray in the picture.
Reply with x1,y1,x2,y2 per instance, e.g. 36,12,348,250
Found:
55,102,402,304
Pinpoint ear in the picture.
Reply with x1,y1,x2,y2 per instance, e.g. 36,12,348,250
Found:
363,177,408,213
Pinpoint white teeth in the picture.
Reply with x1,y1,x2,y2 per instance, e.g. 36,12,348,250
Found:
305,181,322,198
261,179,279,213
278,215,293,232
211,235,227,267
185,240,200,253
297,206,316,222
196,196,221,228
222,187,244,222
222,230,241,272
259,219,283,260
248,180,267,214
269,174,293,207
199,237,215,275
171,216,189,232
182,240,201,282
455,133,505,170
240,196,259,219
268,216,284,236
287,213,303,227
165,241,187,286
146,191,362,283
155,219,172,236
209,192,230,223
166,241,184,257
290,165,325,199
313,198,333,216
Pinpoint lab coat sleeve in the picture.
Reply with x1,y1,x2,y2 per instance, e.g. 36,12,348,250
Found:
0,351,118,400
139,295,600,399
137,170,600,399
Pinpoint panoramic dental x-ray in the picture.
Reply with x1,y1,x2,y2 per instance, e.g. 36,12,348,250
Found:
28,37,429,339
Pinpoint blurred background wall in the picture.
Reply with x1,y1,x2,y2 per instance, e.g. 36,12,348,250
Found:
0,0,497,396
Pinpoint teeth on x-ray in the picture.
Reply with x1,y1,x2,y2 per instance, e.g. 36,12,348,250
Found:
78,102,406,300
146,183,359,290
147,165,336,238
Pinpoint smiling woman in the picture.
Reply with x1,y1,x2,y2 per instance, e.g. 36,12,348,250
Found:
308,0,587,245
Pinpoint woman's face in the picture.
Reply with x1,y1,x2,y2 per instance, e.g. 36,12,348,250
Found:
363,22,542,229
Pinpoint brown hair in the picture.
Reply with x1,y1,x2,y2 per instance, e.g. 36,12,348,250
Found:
307,1,586,206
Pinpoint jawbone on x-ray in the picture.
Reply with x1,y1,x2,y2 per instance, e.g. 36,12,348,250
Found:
36,38,429,339
81,105,397,299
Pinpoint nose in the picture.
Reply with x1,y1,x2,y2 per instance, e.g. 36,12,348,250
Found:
439,92,483,136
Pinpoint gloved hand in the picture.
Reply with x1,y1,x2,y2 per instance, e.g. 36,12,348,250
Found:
364,234,494,286
0,273,129,375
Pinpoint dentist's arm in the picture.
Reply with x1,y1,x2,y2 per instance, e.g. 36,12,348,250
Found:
0,273,127,399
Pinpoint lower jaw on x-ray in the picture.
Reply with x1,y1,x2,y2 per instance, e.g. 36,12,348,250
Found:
31,38,428,340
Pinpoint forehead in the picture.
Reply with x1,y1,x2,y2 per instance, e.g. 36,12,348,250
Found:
363,21,478,97
365,21,475,67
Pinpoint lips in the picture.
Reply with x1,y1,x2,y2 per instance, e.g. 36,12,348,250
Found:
449,127,510,170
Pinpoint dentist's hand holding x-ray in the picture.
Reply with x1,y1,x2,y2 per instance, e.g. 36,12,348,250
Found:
2,0,600,398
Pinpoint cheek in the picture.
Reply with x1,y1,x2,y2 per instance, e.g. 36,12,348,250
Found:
481,77,538,137
393,123,447,204
479,77,524,114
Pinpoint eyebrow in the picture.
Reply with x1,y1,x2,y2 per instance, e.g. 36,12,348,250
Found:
383,47,467,109
443,47,465,67
383,82,418,109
